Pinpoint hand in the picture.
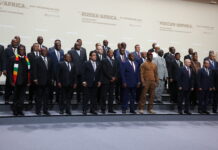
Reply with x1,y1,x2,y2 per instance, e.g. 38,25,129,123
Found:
73,84,77,89
123,83,127,88
33,80,38,85
82,82,87,87
191,88,194,91
57,82,62,88
178,87,182,90
110,77,116,82
169,78,173,82
3,70,7,76
97,82,101,87
199,88,202,91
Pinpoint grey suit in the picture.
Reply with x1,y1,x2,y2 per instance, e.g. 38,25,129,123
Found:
153,56,168,102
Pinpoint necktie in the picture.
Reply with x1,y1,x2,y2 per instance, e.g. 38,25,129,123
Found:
43,57,48,69
99,54,102,60
57,51,60,61
92,62,96,71
121,55,124,62
187,67,191,77
131,61,135,72
68,62,71,71
206,68,209,76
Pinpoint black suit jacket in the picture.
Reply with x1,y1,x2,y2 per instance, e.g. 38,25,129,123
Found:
0,44,4,71
68,48,87,76
82,61,101,87
164,52,175,73
91,50,106,63
33,56,52,86
27,52,38,81
101,58,118,84
3,46,16,72
169,60,183,81
56,62,77,87
214,69,218,90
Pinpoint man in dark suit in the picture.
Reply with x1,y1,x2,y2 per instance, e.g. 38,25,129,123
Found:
100,49,118,114
164,46,176,74
113,43,121,58
76,39,86,52
0,44,4,77
132,44,141,64
27,43,41,108
102,40,110,56
177,59,194,115
48,40,64,105
57,54,77,115
8,45,30,116
168,53,183,103
68,42,87,103
82,51,101,115
33,47,52,115
37,36,47,50
184,48,193,60
8,36,25,49
93,44,106,62
197,60,213,114
3,39,18,103
213,67,218,113
148,42,156,53
120,53,140,114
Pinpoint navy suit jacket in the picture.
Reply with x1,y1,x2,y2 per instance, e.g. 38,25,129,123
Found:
177,67,194,91
48,49,64,80
197,68,213,90
120,61,139,88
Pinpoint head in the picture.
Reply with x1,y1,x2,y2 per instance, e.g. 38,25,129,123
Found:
14,36,20,45
11,38,18,48
128,53,135,61
152,42,157,49
184,59,191,67
37,36,43,45
188,48,193,55
64,54,72,62
32,43,40,52
120,47,125,55
147,52,153,61
107,49,114,58
41,47,48,57
95,43,101,49
135,44,140,52
76,39,82,45
175,53,181,60
54,40,61,50
89,51,97,61
117,43,121,50
158,50,164,57
169,47,176,54
203,60,210,69
154,45,160,53
209,52,216,60
17,45,26,56
121,42,126,50
103,40,108,46
192,52,198,61
74,42,81,50
141,52,147,59
96,45,103,54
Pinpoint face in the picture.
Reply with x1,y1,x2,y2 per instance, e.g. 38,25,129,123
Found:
41,48,48,56
185,59,191,67
120,48,125,55
204,61,210,68
75,43,81,50
135,45,140,52
121,43,126,49
170,47,176,54
155,47,160,52
37,36,43,45
117,43,121,49
209,54,215,60
65,54,72,62
152,43,156,48
15,36,20,44
96,46,103,54
90,52,97,61
107,50,114,58
33,43,40,51
189,48,193,55
11,39,18,47
55,42,61,50
128,54,135,61
141,52,147,58
193,54,198,61
147,53,153,61
175,54,181,60
18,47,25,56
103,40,108,46
77,39,82,45
158,51,164,57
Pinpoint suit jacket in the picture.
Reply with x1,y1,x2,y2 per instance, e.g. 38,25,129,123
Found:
177,66,194,91
214,69,218,90
101,58,118,84
68,48,87,76
133,51,141,64
3,45,16,72
48,49,64,80
56,61,77,87
102,46,110,56
91,50,106,62
27,52,38,81
120,60,140,88
82,60,101,87
153,56,168,80
206,59,218,71
0,45,4,71
114,50,129,61
197,68,213,90
33,56,52,86
169,59,183,81
164,52,175,74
